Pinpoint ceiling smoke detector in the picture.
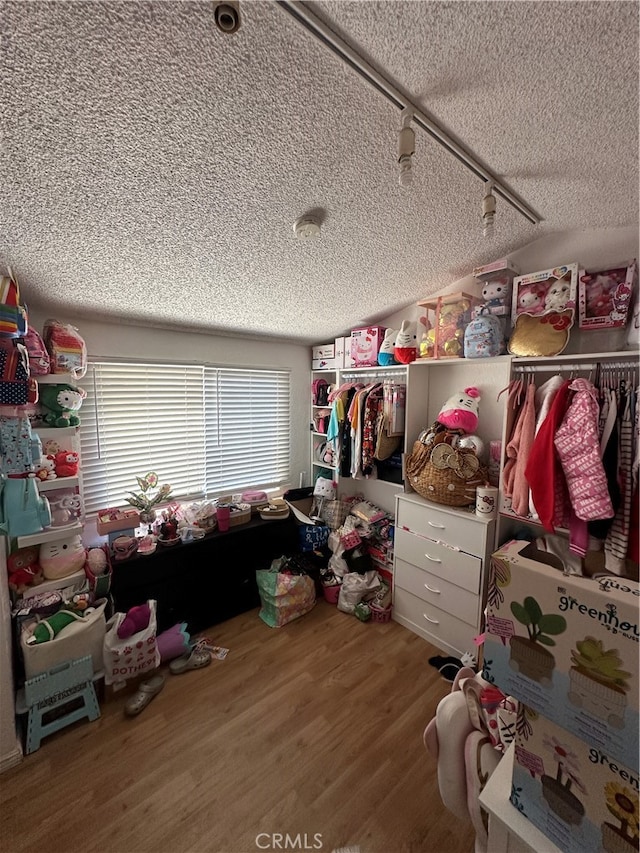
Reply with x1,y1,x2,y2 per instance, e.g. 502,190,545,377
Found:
293,216,321,239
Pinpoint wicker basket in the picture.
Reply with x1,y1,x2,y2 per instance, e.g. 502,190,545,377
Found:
229,502,252,527
405,439,487,507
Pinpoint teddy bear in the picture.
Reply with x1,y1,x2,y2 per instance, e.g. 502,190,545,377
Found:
7,546,43,594
54,450,79,478
517,284,546,315
39,383,86,427
544,280,572,312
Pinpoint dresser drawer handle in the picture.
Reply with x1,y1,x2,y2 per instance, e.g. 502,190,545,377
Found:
423,613,440,625
424,583,441,594
428,521,446,529
424,553,442,563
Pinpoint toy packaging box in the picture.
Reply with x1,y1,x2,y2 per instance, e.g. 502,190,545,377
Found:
510,707,639,853
350,326,386,367
334,336,351,368
483,539,639,770
511,263,578,323
578,260,637,329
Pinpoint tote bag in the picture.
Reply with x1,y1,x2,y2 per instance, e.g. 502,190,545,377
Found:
103,599,160,685
256,567,315,627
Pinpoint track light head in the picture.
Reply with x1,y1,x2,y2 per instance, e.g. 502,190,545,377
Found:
482,182,496,237
397,109,415,188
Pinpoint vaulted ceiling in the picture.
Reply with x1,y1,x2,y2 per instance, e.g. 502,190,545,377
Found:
1,1,638,343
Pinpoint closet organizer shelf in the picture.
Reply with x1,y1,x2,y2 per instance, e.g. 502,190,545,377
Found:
16,521,83,549
37,476,79,493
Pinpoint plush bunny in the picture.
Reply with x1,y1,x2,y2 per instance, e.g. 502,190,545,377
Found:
544,280,571,311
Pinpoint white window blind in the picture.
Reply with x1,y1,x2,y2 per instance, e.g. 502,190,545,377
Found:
80,361,290,514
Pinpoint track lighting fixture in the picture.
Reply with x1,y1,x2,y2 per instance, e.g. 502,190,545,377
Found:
482,182,496,237
397,109,415,188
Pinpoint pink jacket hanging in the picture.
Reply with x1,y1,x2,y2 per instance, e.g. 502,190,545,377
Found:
554,378,614,522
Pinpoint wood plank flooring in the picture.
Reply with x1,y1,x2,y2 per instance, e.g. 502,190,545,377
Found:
0,602,477,853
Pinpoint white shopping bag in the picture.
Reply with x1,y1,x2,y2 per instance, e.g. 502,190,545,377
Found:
103,599,160,686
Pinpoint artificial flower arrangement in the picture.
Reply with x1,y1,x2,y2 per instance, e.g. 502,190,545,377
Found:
124,472,172,523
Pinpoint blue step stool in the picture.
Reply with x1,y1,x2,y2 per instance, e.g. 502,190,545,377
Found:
23,656,100,754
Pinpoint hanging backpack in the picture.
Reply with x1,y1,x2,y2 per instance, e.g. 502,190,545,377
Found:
43,319,87,379
312,378,329,406
464,308,505,358
22,327,50,376
0,275,28,339
0,338,31,405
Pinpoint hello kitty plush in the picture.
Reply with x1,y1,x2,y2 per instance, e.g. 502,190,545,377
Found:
436,387,481,434
394,320,418,364
377,328,398,366
481,278,512,315
39,534,86,580
517,284,546,315
544,280,571,311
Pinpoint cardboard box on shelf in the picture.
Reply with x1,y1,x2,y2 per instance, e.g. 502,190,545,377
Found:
312,357,338,370
511,707,639,853
312,343,335,360
483,539,639,770
334,336,352,368
96,507,141,536
350,326,386,367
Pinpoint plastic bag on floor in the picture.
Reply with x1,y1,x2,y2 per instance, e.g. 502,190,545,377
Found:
337,570,380,614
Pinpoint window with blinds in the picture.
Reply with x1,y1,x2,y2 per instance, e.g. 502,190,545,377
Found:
80,361,291,514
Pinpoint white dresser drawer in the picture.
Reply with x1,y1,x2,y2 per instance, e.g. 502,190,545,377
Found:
393,587,478,657
394,528,481,594
396,494,489,557
394,558,479,625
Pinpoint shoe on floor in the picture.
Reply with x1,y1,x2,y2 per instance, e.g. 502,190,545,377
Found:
169,646,212,674
124,673,166,717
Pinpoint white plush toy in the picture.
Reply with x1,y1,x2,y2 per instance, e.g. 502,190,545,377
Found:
40,534,86,580
378,329,398,365
544,280,571,311
394,320,418,364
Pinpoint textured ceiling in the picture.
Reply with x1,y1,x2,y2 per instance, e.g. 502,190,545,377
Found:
1,0,638,344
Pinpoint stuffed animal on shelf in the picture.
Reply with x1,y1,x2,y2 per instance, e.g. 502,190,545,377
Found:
436,387,481,434
394,320,418,364
7,546,43,594
54,450,79,478
35,455,57,481
39,534,86,580
377,329,398,365
481,278,512,315
516,283,546,315
544,279,572,312
39,383,86,427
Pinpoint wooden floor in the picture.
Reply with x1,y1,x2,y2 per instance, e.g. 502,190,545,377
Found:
0,603,476,853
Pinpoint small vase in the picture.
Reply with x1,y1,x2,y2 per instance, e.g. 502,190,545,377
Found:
140,510,156,533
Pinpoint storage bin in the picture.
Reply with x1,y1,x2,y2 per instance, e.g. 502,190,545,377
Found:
322,583,341,604
369,604,392,623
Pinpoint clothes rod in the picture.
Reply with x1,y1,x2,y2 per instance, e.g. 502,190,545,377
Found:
340,371,406,380
513,361,637,373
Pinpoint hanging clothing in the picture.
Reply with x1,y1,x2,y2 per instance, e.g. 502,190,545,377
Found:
501,380,527,500
503,382,537,517
554,378,614,522
528,375,565,518
604,390,634,574
588,388,620,541
525,380,572,532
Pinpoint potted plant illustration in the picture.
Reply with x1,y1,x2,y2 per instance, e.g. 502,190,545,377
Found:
508,596,567,685
568,635,630,729
540,734,586,825
125,472,172,532
601,781,639,853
